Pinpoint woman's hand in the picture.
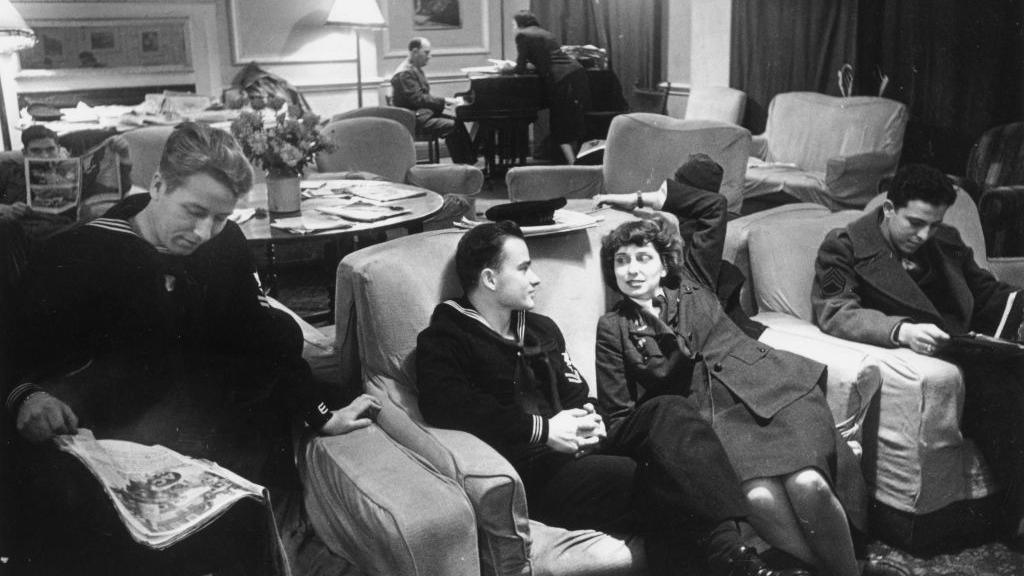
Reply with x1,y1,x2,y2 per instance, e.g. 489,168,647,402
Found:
593,193,638,211
318,394,383,436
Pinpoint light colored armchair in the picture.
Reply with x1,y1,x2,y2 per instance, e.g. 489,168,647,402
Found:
326,209,650,576
725,188,1024,550
316,117,484,228
506,113,751,214
744,92,908,211
683,86,747,125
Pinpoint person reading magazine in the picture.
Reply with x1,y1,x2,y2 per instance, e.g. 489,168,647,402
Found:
5,122,381,575
0,125,133,241
812,163,1024,549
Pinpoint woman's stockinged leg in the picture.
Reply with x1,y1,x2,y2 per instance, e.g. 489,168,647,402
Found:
784,468,859,576
742,477,816,565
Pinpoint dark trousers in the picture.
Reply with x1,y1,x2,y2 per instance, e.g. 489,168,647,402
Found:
960,357,1024,534
512,396,748,576
417,113,476,165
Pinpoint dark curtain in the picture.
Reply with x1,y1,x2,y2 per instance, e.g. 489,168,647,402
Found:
531,0,662,108
856,0,1024,173
730,0,860,133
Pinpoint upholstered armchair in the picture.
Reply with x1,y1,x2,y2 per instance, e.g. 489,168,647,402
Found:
724,189,1024,550
506,113,751,214
743,92,907,212
316,117,483,228
961,121,1024,257
322,209,652,576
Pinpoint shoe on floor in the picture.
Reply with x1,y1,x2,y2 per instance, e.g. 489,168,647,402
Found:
725,546,812,576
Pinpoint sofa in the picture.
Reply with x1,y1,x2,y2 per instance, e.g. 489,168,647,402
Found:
725,189,1024,550
292,196,896,575
506,113,751,214
744,92,907,212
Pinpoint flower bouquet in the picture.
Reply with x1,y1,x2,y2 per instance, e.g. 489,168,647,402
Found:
230,96,331,212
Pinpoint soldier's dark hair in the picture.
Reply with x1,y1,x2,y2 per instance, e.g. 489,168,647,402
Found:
886,164,956,209
408,37,428,52
456,220,525,293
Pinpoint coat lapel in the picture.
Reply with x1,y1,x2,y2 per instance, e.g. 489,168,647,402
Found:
848,209,944,324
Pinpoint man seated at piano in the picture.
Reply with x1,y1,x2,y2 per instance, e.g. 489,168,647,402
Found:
391,37,476,165
509,10,592,165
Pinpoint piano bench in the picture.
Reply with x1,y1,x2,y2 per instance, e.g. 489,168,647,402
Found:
414,132,442,164
473,111,537,177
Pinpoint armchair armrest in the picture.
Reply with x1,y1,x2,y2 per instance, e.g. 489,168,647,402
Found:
505,165,604,202
749,134,769,160
825,151,900,210
366,376,532,576
407,164,485,198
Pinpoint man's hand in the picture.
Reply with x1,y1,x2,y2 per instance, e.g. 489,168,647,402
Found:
546,408,589,453
106,135,132,164
593,193,638,211
318,394,383,436
0,202,28,220
574,403,606,457
16,392,78,443
898,322,949,355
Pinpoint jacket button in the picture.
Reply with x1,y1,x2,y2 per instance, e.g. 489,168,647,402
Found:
713,363,723,372
757,347,767,353
693,353,703,361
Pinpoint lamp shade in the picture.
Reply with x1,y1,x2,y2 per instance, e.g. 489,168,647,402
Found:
326,0,386,29
0,0,34,53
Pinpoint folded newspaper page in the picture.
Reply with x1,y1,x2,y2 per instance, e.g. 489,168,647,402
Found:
55,429,266,549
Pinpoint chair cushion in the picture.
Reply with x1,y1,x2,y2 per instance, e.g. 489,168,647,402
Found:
301,423,479,576
121,125,176,188
743,161,828,205
603,113,751,214
683,86,747,125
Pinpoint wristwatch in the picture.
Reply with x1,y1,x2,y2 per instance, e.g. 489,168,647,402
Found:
635,191,643,209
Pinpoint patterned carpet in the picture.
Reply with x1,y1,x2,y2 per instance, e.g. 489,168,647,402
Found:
865,539,1023,576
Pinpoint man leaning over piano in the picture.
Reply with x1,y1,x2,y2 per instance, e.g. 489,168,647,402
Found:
391,37,476,165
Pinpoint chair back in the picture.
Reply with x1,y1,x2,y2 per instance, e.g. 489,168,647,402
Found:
683,86,747,125
747,188,984,322
121,125,176,188
331,106,417,138
316,117,416,182
602,113,751,214
762,92,907,174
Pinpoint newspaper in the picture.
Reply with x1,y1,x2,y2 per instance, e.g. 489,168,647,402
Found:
25,139,123,221
55,429,266,549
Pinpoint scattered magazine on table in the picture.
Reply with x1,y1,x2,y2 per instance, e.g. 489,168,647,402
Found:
269,215,353,235
315,201,411,222
299,179,426,203
54,429,265,550
25,140,123,221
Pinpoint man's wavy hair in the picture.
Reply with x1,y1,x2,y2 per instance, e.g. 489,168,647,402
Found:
600,216,682,294
159,121,253,199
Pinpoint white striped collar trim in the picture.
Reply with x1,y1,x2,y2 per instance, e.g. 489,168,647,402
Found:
994,291,1019,339
85,217,137,237
442,300,526,342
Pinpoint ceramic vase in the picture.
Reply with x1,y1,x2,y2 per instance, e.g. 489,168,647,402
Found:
265,170,301,213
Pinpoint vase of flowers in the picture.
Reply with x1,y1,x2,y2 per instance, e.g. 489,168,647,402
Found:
230,97,331,213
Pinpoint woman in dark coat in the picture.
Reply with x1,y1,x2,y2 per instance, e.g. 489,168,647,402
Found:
512,10,591,164
592,154,866,576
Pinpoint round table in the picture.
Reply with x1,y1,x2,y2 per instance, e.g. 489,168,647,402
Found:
237,180,444,316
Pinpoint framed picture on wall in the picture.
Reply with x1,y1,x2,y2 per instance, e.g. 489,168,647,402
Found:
19,20,190,71
413,0,461,30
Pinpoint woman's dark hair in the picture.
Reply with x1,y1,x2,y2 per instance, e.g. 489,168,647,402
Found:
513,10,540,28
600,216,682,294
886,164,956,209
456,220,525,293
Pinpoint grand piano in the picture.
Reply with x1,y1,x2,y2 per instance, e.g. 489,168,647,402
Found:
455,70,627,175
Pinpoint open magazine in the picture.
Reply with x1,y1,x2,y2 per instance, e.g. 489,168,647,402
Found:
55,429,266,549
25,139,123,221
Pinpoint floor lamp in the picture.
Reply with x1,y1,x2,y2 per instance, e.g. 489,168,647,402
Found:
0,0,35,150
326,0,387,108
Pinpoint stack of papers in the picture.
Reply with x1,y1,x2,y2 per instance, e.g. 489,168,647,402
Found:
316,202,410,222
270,215,352,235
